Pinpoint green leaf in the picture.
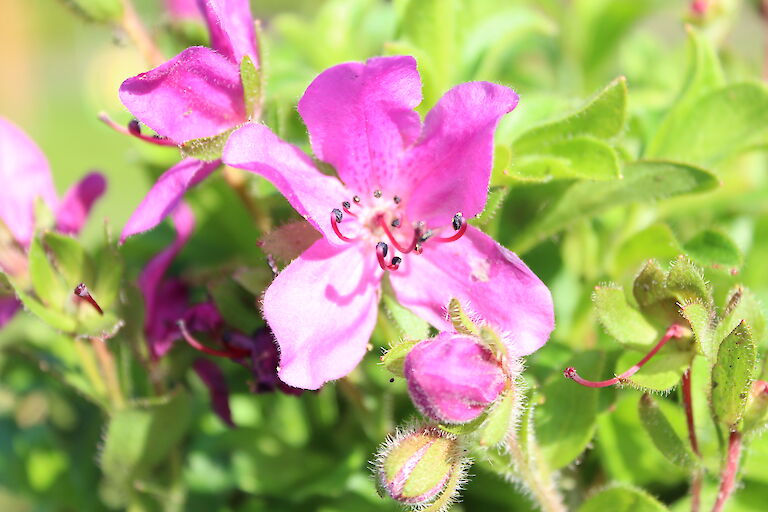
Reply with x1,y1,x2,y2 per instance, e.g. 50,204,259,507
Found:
638,394,694,468
382,294,430,340
57,0,123,23
536,350,605,469
448,298,479,336
209,279,262,334
632,260,669,311
92,239,123,312
617,348,690,392
28,235,68,308
577,484,668,512
665,256,712,307
716,286,766,350
680,301,716,360
478,389,516,447
593,285,658,350
240,55,261,119
513,77,627,152
684,229,743,269
42,231,91,288
613,224,681,277
647,82,768,166
180,130,233,161
507,137,620,182
0,273,76,332
380,339,419,378
469,186,508,229
512,160,718,253
711,321,757,430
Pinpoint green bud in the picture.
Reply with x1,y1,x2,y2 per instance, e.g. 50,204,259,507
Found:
375,425,468,510
58,0,124,24
742,381,768,435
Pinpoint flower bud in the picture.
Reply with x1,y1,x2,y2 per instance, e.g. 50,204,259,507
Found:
376,426,466,508
743,380,768,435
404,333,507,424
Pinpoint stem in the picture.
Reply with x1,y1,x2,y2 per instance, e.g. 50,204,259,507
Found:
564,324,686,387
221,167,272,234
119,0,164,67
682,368,702,512
712,431,742,512
507,435,567,512
90,337,126,409
72,338,107,398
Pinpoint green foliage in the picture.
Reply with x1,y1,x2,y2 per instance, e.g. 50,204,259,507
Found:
593,285,658,350
711,321,757,430
57,0,123,23
240,55,262,119
380,339,419,377
638,394,694,468
578,484,668,512
683,229,742,269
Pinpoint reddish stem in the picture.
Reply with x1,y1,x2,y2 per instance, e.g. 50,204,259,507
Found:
376,215,419,254
330,213,357,242
433,217,467,243
98,112,177,146
564,324,686,388
178,321,250,359
682,368,702,512
712,431,742,512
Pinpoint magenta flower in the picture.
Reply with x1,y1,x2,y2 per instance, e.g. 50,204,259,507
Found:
117,0,258,241
0,116,106,327
223,56,554,389
405,333,508,424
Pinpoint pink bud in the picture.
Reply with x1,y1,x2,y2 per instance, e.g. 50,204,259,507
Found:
404,333,507,424
691,0,709,16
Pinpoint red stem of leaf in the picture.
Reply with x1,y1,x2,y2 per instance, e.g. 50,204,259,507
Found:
712,431,742,512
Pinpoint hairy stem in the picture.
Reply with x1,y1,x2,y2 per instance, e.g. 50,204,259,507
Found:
712,431,742,512
682,369,702,512
90,337,126,409
119,0,164,67
507,434,567,512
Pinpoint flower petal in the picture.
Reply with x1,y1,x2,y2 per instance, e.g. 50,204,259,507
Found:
297,56,422,195
193,358,235,427
264,238,381,389
403,82,519,227
139,203,195,357
223,123,349,242
119,46,246,142
390,226,553,357
55,172,107,236
0,117,57,247
121,158,218,242
0,296,20,328
198,0,258,66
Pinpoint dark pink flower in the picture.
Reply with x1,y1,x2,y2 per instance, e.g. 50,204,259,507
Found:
118,0,258,241
0,117,106,327
405,333,507,424
223,56,554,389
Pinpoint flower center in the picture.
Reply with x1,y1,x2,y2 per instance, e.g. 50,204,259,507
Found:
329,189,467,272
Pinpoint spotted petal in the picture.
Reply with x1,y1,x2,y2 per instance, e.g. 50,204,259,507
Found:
297,56,422,196
264,238,381,389
390,226,553,357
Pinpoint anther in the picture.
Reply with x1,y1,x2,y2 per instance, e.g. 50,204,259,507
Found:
419,230,434,243
353,195,361,203
97,112,177,147
330,210,356,242
128,119,141,136
391,219,401,228
435,213,467,243
452,213,463,231
391,256,402,267
374,189,382,198
376,242,389,258
393,196,401,204
332,208,343,223
342,201,351,209
73,283,103,315
376,215,420,253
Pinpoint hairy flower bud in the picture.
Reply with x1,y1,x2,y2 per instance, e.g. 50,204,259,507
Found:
404,333,508,424
375,426,467,509
743,380,768,435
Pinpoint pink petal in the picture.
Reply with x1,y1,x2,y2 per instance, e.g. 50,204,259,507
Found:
405,333,507,424
263,238,381,389
55,172,107,236
297,56,422,196
390,226,553,357
403,82,519,228
121,158,218,242
198,0,258,66
223,123,349,243
0,117,57,247
139,203,196,357
119,46,246,143
0,296,20,328
165,0,202,20
193,358,235,427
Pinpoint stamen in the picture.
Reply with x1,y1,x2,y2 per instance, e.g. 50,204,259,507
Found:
374,189,382,198
377,242,388,258
391,219,401,228
341,201,357,217
342,201,351,209
98,112,177,147
564,324,687,388
419,230,434,243
178,320,250,358
434,213,467,243
353,195,361,204
73,283,103,315
128,119,142,136
393,196,402,204
376,215,420,253
376,242,400,271
391,256,402,269
330,210,357,242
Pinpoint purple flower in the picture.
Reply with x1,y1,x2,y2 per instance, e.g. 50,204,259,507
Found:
118,0,258,241
0,117,106,327
405,333,507,424
222,56,554,389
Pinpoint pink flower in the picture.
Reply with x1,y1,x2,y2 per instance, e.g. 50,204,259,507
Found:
0,117,106,327
405,333,508,424
223,56,554,389
117,0,258,242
